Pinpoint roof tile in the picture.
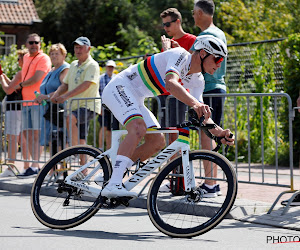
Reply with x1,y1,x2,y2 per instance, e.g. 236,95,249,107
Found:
0,0,41,25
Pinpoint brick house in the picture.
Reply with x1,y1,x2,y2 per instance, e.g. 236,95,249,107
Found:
0,0,42,55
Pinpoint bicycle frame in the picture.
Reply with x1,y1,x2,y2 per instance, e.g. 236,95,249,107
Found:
64,127,196,197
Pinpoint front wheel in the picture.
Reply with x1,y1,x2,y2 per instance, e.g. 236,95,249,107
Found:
31,145,112,229
147,150,237,238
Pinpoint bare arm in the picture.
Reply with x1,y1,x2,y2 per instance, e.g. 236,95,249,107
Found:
35,68,70,104
50,82,68,102
20,70,45,87
0,72,22,95
165,73,211,119
52,81,93,104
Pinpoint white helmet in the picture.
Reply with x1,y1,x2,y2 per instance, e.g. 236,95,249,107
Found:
194,35,227,58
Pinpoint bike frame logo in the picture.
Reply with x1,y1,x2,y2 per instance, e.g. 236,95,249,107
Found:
267,235,300,244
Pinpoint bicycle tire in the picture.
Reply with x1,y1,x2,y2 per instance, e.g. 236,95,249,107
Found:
147,150,237,238
31,145,112,229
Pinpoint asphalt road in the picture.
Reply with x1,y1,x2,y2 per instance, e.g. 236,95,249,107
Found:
0,190,299,249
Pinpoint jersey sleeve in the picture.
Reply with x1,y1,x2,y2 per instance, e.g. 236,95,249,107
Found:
165,48,190,78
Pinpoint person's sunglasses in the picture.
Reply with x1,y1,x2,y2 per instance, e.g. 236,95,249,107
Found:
28,41,40,45
162,19,177,27
212,54,224,64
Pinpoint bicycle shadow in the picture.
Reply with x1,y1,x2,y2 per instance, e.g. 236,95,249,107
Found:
31,228,216,242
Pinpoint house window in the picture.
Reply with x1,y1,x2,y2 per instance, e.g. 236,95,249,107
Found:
0,34,16,55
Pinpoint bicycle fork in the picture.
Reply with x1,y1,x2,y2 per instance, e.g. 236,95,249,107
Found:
181,144,196,192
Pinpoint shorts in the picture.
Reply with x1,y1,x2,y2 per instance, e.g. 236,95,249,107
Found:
102,74,160,128
157,95,187,127
21,105,42,130
5,110,22,135
203,89,226,126
72,108,96,139
98,108,120,131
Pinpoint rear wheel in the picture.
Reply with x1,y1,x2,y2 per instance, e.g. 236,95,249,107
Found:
31,145,112,229
147,150,237,238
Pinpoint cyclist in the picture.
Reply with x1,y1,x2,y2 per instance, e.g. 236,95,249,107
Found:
100,35,235,198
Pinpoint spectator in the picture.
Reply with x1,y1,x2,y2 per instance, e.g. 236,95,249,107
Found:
159,8,197,131
34,43,70,150
0,49,29,177
191,0,228,196
98,60,119,150
51,37,101,175
16,33,51,177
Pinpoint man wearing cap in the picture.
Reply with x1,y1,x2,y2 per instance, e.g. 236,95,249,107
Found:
51,36,101,153
98,60,119,150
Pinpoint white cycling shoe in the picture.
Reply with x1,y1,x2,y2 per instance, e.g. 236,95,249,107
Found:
101,183,137,198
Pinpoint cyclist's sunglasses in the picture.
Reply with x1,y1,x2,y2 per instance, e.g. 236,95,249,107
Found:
162,19,177,27
212,54,224,64
28,41,40,45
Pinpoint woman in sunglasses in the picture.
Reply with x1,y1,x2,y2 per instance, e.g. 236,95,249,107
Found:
96,35,234,198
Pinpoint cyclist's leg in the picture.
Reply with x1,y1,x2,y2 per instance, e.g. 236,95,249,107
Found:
130,104,165,162
101,78,151,196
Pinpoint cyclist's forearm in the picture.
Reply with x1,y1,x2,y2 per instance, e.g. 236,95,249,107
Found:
166,78,199,107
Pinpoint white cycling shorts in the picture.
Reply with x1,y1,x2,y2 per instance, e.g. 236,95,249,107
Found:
102,74,160,128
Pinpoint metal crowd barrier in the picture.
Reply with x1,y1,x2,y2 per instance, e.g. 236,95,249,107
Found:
0,94,296,195
165,93,295,190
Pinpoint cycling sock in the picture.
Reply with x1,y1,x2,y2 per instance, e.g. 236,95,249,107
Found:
107,155,133,186
204,183,215,189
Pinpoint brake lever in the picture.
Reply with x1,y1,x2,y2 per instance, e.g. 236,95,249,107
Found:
224,133,234,155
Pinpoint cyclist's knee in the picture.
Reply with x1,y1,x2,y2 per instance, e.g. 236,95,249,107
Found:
156,133,166,150
126,119,147,140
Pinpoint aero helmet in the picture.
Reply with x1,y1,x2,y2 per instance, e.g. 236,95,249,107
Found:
194,35,227,74
194,35,227,57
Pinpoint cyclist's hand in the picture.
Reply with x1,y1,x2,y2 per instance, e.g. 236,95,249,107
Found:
193,103,211,121
216,129,235,146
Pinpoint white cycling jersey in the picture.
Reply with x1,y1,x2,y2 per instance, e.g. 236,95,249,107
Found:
102,47,205,127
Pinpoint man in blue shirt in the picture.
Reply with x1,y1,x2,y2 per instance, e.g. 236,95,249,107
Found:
191,0,227,197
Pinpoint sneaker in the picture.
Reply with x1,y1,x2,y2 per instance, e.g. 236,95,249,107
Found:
101,183,137,198
199,183,217,198
281,194,300,206
17,167,39,178
94,173,104,185
159,183,171,193
0,168,15,177
215,184,222,196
